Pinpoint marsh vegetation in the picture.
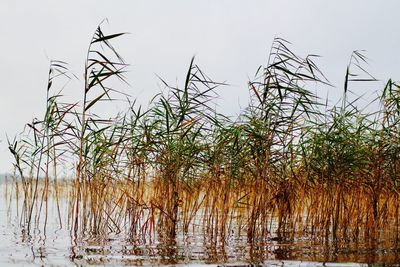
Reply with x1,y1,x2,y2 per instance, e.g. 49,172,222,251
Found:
6,24,400,265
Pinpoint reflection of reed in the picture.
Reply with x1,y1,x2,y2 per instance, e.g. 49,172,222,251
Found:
5,178,400,264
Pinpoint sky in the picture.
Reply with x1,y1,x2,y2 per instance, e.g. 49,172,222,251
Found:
0,0,400,173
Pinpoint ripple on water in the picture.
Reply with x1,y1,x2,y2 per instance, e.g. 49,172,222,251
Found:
0,184,398,266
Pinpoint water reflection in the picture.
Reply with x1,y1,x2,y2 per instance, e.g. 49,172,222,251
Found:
1,182,399,266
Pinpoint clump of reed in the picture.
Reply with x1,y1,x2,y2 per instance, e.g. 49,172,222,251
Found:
8,24,400,247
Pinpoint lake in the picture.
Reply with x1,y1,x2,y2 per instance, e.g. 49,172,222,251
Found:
0,180,399,266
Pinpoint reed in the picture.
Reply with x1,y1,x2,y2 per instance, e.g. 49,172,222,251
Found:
8,24,400,247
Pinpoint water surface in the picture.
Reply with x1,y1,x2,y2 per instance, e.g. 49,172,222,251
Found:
0,182,398,266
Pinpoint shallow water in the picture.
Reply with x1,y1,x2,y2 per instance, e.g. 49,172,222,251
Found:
1,182,399,266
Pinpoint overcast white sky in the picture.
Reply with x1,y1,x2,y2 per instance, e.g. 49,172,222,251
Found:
1,0,400,173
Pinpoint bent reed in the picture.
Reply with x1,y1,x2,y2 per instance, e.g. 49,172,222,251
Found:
8,25,400,245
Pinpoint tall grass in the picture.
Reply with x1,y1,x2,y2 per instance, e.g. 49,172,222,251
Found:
9,25,400,245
